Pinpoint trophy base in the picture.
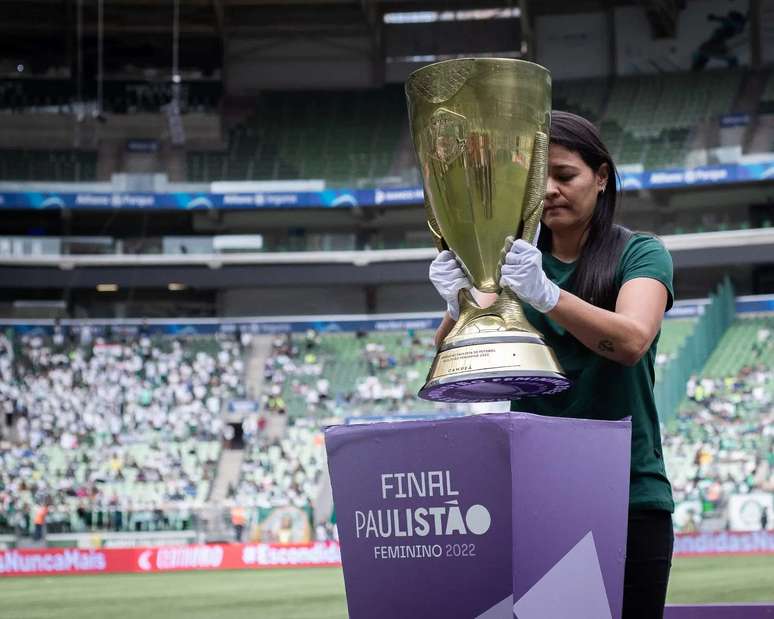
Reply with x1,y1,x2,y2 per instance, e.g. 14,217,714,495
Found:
418,335,571,403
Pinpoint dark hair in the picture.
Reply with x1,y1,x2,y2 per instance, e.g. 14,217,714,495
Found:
538,110,632,310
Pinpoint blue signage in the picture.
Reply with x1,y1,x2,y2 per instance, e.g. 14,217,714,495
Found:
614,158,774,191
719,113,751,128
0,316,443,337
126,139,160,153
0,299,768,339
0,189,378,210
0,158,773,211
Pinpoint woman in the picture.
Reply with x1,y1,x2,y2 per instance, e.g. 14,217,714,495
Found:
429,110,674,618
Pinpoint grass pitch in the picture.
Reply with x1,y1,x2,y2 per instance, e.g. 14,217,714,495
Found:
666,555,774,604
0,556,771,619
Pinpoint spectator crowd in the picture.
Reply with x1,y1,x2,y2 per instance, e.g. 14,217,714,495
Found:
0,321,771,541
0,328,245,536
664,363,773,531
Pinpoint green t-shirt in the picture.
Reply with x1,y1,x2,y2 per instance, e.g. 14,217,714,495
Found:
510,233,675,512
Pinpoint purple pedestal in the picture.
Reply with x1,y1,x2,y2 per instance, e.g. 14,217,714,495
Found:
325,412,631,619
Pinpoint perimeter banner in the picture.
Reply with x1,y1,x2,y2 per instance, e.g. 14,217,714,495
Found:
0,541,340,577
325,412,632,619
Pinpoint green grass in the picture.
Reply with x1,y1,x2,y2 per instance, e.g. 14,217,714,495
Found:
667,555,774,604
0,568,347,619
0,557,771,618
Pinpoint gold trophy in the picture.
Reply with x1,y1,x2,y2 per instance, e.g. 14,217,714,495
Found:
406,58,570,402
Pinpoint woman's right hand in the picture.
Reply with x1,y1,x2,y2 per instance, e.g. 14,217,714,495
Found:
429,250,471,320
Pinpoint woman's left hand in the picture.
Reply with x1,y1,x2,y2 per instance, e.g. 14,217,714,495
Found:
499,239,560,313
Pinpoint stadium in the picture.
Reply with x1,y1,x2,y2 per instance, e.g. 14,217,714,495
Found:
0,0,772,617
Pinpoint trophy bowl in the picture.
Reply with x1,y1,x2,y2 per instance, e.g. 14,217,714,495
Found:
406,58,571,403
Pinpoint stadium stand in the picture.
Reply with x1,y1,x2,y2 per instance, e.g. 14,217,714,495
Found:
0,69,764,187
552,77,608,122
601,69,728,167
0,79,221,115
0,330,246,535
187,87,407,183
0,310,771,537
656,318,698,379
262,320,697,420
702,316,774,376
241,314,771,533
0,149,97,182
183,69,746,184
0,79,72,113
260,329,455,419
0,325,479,537
601,70,741,168
231,419,324,518
664,315,774,530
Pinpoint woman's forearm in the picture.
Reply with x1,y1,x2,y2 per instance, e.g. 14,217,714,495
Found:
546,289,655,366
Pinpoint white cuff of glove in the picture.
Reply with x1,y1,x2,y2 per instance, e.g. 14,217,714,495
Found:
527,278,560,313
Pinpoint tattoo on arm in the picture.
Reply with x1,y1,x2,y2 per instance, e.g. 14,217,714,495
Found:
597,339,615,353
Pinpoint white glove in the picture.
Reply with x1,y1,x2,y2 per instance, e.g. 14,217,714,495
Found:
429,250,472,320
499,239,560,313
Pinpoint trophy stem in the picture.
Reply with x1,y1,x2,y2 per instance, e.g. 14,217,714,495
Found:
445,287,541,345
420,287,569,403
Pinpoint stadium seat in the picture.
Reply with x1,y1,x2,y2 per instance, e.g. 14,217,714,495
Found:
0,149,97,182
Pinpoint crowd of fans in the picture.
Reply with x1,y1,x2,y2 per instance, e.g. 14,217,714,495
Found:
260,329,458,419
1,321,771,541
261,331,324,418
230,419,325,514
0,328,246,536
664,363,773,531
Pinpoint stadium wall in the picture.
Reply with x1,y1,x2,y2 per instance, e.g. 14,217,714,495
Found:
615,0,751,74
535,12,610,79
217,286,370,316
217,283,441,316
225,36,375,93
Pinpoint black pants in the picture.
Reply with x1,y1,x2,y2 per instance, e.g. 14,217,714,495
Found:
622,509,674,619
